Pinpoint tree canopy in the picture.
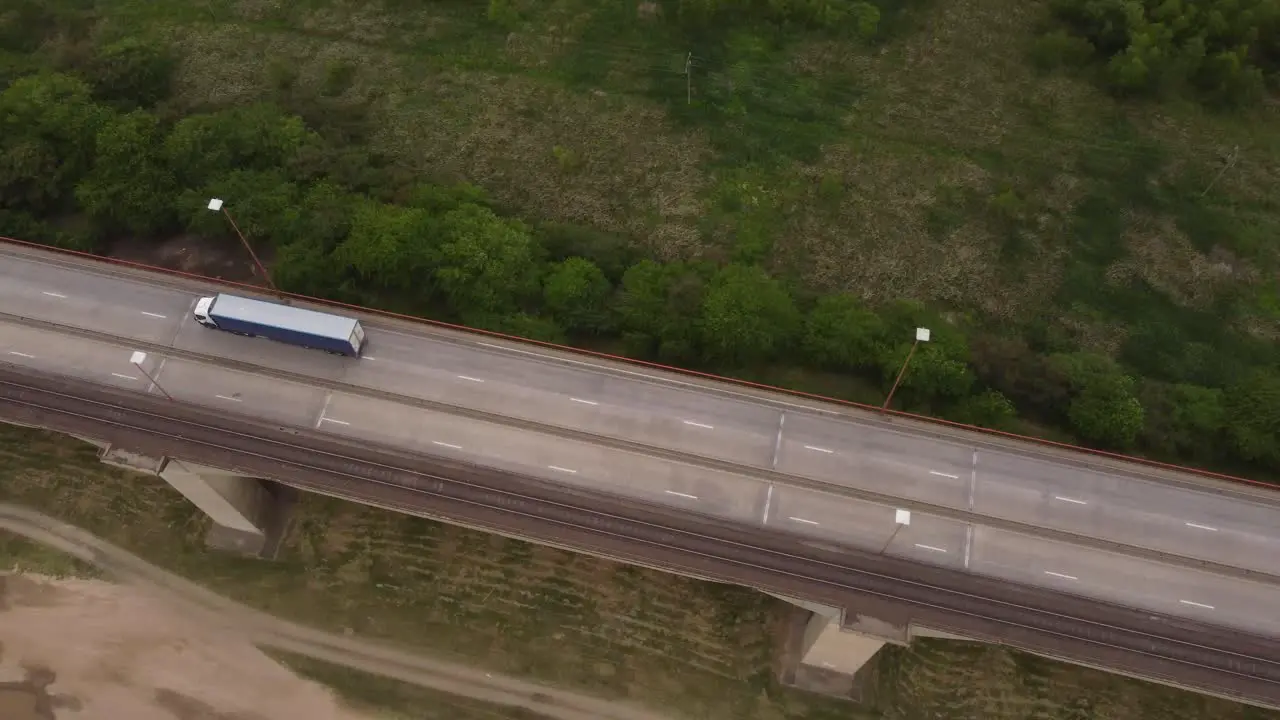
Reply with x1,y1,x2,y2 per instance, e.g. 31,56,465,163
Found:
1042,0,1280,105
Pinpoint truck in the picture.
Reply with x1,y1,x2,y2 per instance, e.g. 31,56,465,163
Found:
193,293,366,357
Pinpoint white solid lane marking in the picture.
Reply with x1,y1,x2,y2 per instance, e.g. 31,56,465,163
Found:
968,450,978,510
1043,571,1078,581
788,516,820,526
1053,496,1088,505
665,490,699,500
771,413,785,469
929,470,960,479
914,544,948,553
42,291,66,298
362,356,377,360
140,311,167,319
8,352,34,358
1185,522,1218,532
963,525,973,569
762,485,774,523
315,393,334,429
320,417,351,426
1179,600,1215,610
215,395,242,402
548,465,578,474
458,375,485,383
111,373,138,381
683,420,714,429
570,397,599,406
472,341,841,414
803,445,834,454
433,441,463,450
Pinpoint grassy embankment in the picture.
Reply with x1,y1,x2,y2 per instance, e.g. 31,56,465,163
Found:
1,424,1275,720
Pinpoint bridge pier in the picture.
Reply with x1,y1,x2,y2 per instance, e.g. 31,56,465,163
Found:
769,593,908,699
90,440,289,558
769,592,979,702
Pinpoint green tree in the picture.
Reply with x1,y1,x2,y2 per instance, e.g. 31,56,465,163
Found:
86,37,175,110
872,301,975,408
970,334,1072,420
700,264,801,367
1139,382,1225,461
268,182,362,299
803,293,886,371
164,104,313,188
182,170,301,245
948,389,1017,430
75,110,175,235
878,342,975,408
278,181,360,250
1224,369,1280,468
467,312,567,344
435,204,543,316
1046,0,1280,106
616,259,707,363
543,257,614,334
0,72,108,212
405,182,491,214
335,200,437,294
272,239,343,299
1052,352,1145,448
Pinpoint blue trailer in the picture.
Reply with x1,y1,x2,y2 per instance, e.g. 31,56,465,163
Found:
193,293,366,357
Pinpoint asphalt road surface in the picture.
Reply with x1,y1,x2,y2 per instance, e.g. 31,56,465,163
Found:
3,248,1280,637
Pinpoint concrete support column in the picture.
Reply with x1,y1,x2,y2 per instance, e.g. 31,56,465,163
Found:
157,459,269,537
768,591,917,701
800,613,887,674
95,444,276,556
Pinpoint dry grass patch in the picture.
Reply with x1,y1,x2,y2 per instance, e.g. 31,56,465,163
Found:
875,640,1279,720
374,72,711,257
1111,212,1254,310
788,143,1008,304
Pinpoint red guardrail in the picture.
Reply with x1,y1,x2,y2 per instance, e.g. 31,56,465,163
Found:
0,234,1269,489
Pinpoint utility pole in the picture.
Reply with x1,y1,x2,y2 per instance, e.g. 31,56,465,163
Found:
1201,145,1240,198
685,52,692,105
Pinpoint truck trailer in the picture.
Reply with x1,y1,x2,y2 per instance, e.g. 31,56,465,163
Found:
193,293,366,357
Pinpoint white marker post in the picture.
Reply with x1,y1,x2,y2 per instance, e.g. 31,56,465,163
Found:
880,509,912,554
130,351,174,401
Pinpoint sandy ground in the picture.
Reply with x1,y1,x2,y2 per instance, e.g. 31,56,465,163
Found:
0,572,375,720
0,503,671,720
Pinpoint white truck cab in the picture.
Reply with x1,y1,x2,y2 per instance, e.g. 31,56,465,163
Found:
193,296,217,328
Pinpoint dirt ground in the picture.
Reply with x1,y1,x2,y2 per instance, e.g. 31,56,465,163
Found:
0,572,376,720
109,235,268,286
0,503,671,720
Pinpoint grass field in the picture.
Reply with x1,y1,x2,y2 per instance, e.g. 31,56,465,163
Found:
2,422,1278,719
20,0,1277,361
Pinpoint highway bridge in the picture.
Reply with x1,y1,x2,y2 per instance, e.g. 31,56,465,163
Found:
2,240,1280,705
